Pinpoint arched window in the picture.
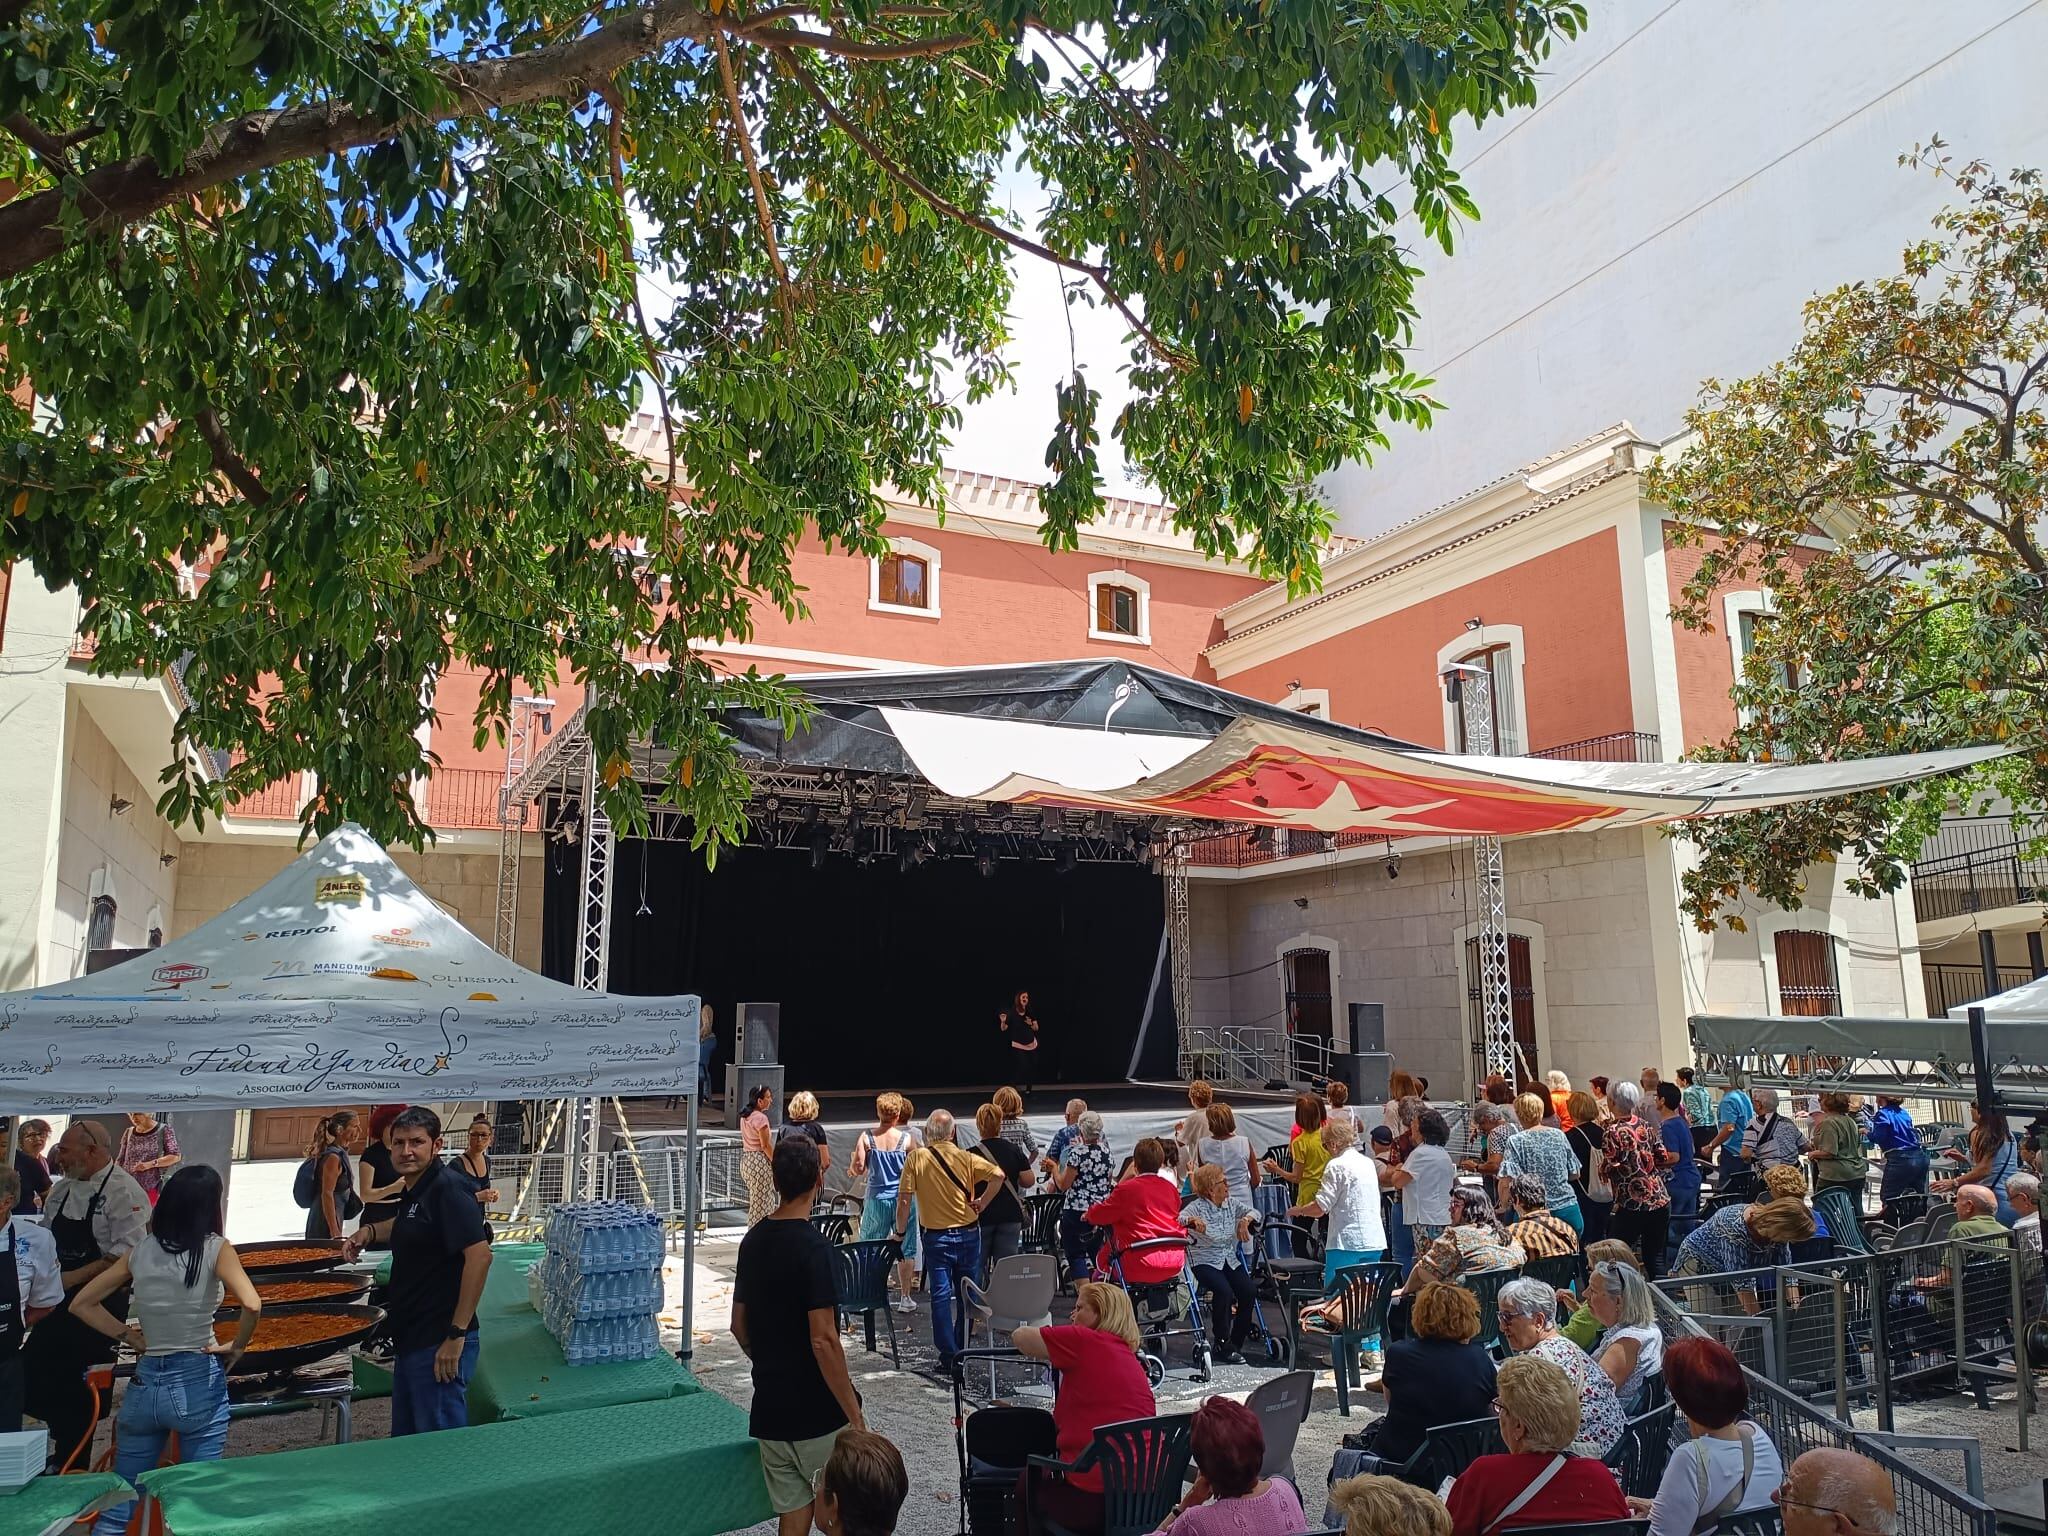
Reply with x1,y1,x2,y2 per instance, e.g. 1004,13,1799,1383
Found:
869,537,942,617
1087,569,1151,645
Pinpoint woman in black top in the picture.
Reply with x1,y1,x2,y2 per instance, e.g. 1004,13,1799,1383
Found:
13,1118,53,1214
1565,1089,1611,1246
1369,1281,1498,1465
356,1105,409,1250
446,1115,501,1210
972,1102,1035,1275
780,1091,833,1178
998,989,1040,1096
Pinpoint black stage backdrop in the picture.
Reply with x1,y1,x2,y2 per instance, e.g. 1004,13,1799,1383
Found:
542,839,1169,1091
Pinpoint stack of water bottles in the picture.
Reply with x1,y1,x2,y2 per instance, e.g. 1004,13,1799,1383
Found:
537,1200,666,1364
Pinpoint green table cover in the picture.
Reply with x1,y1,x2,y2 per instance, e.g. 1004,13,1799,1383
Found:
140,1392,770,1536
464,1242,697,1422
8,1472,131,1536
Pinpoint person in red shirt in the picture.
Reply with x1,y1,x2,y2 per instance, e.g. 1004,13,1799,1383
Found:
1086,1138,1189,1286
1016,1281,1158,1534
1445,1355,1631,1536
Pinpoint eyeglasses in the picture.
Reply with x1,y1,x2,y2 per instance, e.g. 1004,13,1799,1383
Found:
1771,1484,1849,1518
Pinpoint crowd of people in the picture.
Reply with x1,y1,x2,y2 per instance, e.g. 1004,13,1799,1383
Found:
3,1104,506,1501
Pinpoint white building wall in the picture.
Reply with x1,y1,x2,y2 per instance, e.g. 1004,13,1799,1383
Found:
0,571,77,989
1322,0,2048,535
50,699,183,977
1194,826,1669,1095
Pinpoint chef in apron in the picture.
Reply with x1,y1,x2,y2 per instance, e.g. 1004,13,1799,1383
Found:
22,1121,146,1467
0,1166,64,1431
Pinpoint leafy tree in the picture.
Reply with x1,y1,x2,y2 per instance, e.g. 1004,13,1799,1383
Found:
1649,147,2047,931
0,0,1582,847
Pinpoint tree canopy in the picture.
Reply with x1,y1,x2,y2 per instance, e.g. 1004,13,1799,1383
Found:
1649,148,2048,931
0,0,1583,848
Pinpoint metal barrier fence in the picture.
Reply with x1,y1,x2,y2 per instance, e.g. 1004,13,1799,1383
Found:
1650,1285,1998,1536
491,1137,748,1231
1657,1235,2037,1444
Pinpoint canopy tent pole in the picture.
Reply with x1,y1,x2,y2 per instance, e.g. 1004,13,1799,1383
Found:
1449,660,1515,1091
680,1082,699,1367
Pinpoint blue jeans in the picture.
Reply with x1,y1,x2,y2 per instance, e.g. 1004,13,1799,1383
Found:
922,1225,981,1362
1388,1204,1414,1269
94,1353,230,1535
392,1332,480,1436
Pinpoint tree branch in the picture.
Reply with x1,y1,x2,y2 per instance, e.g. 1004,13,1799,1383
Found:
783,56,1193,372
189,407,275,506
713,30,797,347
3,113,81,179
735,23,986,61
0,0,721,279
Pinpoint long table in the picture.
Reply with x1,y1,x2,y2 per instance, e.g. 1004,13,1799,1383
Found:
463,1242,700,1423
11,1472,132,1536
139,1391,770,1536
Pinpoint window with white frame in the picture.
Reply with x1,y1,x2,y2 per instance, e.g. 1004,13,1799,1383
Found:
1086,569,1151,644
1436,624,1528,756
869,537,941,617
1726,591,1799,724
1279,685,1331,719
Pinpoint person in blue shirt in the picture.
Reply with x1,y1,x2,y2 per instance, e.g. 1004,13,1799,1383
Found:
1704,1071,1755,1187
1657,1082,1703,1263
1864,1095,1928,1221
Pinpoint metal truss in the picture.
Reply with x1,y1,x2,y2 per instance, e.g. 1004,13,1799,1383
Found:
1691,1022,2048,1114
1165,829,1192,1071
1455,665,1515,1086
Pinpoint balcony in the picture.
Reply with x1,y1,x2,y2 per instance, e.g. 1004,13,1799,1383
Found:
1186,728,1660,868
1924,962,2038,1016
225,766,537,832
1909,815,2048,926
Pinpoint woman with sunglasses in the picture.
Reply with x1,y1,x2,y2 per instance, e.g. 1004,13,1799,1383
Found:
1627,1335,1782,1536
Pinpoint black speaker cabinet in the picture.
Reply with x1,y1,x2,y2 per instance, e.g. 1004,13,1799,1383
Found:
1331,1051,1392,1105
1348,1001,1386,1052
725,1064,785,1130
737,1001,781,1066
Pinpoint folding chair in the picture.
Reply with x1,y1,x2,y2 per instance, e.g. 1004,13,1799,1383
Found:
1243,1369,1314,1486
962,1253,1059,1398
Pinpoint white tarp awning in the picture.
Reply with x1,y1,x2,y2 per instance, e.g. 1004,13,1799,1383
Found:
1949,971,2048,1024
0,825,697,1114
878,708,2003,838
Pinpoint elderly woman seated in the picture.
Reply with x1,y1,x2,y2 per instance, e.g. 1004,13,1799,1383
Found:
1504,1174,1581,1263
1584,1258,1664,1409
1401,1187,1525,1294
1014,1281,1156,1535
1328,1474,1451,1536
1156,1396,1305,1536
1628,1336,1783,1536
1444,1355,1632,1536
1354,1283,1498,1467
1494,1276,1627,1457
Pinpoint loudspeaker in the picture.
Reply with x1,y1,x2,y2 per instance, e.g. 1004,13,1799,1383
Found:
1348,1002,1386,1052
737,1001,781,1065
1330,1051,1392,1106
725,1063,785,1130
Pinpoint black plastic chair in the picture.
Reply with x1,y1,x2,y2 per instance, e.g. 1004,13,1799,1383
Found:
833,1239,902,1367
1463,1265,1522,1355
811,1208,857,1246
1603,1400,1676,1498
1383,1413,1505,1490
1519,1251,1586,1300
1025,1413,1196,1536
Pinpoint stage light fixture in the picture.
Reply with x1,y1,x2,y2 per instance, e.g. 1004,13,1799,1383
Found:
1383,838,1402,880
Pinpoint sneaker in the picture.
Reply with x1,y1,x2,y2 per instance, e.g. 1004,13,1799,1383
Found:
892,1294,918,1314
1359,1348,1384,1373
1214,1349,1246,1366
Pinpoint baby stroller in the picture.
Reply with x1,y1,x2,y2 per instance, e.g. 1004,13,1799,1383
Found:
952,1349,1058,1536
1104,1234,1212,1385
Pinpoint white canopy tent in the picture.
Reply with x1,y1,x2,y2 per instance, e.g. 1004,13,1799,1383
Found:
1950,971,2048,1024
0,825,706,1346
0,824,698,1112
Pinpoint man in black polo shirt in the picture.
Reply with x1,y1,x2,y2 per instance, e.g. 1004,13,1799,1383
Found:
344,1106,492,1434
733,1132,864,1536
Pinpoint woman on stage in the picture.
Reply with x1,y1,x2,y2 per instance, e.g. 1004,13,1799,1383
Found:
999,989,1041,1096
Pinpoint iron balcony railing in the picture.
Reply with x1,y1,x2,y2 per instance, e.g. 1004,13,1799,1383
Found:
1187,729,1660,868
1910,814,2048,925
1923,962,2038,1016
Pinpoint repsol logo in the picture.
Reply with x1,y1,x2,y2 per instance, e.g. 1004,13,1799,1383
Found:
260,925,335,940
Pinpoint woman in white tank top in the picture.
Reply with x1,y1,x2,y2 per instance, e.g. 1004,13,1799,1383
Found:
71,1164,262,1536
